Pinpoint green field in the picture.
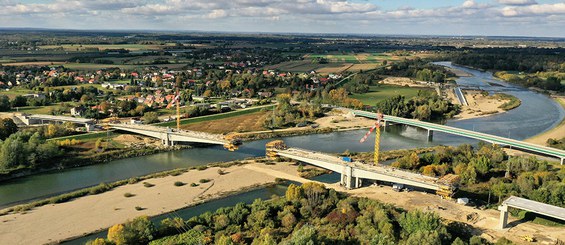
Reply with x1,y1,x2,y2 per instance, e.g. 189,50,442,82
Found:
57,63,188,71
39,44,167,51
350,85,428,106
307,53,393,64
0,87,34,99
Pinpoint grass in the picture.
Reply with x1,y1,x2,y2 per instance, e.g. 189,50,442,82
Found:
48,131,114,142
350,85,427,106
156,105,274,127
495,93,521,111
515,210,565,227
39,44,164,51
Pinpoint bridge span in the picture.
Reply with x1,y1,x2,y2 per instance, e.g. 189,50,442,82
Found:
266,141,457,196
109,124,240,150
352,110,565,165
498,196,565,229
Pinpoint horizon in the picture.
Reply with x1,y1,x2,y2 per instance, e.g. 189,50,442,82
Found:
1,0,564,38
1,27,564,40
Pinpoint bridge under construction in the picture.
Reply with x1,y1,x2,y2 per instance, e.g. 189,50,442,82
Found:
266,140,459,197
109,123,241,151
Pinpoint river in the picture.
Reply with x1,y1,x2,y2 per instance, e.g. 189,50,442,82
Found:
0,62,563,209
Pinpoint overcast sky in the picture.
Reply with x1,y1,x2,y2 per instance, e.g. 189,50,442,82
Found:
1,0,564,37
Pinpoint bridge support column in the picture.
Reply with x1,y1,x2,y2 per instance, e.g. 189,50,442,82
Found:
341,166,354,189
498,205,508,229
427,129,434,142
561,158,564,165
382,120,389,132
355,177,362,188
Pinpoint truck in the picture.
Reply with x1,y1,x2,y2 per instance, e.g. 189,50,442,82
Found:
392,183,404,192
342,157,352,162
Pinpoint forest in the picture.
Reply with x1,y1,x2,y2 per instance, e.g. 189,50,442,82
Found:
374,91,460,121
386,143,565,209
87,182,515,245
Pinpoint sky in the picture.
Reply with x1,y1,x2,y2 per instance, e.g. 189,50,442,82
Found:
0,0,564,37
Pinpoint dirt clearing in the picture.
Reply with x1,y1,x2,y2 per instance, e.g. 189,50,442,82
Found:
180,111,268,134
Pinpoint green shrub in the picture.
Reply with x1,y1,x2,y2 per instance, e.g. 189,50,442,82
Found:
190,183,199,187
174,181,185,187
199,178,211,183
89,183,111,195
143,182,155,188
135,206,144,211
124,193,135,198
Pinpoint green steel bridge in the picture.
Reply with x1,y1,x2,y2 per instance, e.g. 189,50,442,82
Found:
352,110,565,165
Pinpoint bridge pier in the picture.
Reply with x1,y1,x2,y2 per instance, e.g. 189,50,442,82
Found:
427,129,434,142
561,158,564,165
498,204,509,229
341,166,354,189
382,120,390,132
355,177,362,188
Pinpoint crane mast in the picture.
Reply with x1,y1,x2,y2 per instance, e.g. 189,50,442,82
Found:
176,88,180,130
359,112,384,165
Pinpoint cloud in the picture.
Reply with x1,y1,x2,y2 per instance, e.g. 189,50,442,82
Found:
496,0,537,6
0,0,563,37
501,3,565,17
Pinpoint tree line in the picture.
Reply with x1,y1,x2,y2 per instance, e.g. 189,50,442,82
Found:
389,143,565,208
88,182,513,245
374,91,460,121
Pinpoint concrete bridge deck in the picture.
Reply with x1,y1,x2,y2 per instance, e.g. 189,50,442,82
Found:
498,196,565,229
274,147,454,193
352,110,565,164
109,123,230,146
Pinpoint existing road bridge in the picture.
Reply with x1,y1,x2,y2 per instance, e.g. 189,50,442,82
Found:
15,113,95,131
498,196,565,229
352,110,565,165
109,124,240,150
266,141,457,196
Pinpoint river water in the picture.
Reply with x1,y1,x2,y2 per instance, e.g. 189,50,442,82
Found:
0,62,563,209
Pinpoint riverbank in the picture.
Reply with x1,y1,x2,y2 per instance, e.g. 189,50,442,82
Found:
0,161,279,245
448,90,518,121
0,144,187,182
525,97,565,146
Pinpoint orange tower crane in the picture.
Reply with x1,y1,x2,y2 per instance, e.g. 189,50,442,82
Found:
359,112,384,165
166,88,181,130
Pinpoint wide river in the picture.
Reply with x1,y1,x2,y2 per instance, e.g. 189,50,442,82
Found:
0,62,563,208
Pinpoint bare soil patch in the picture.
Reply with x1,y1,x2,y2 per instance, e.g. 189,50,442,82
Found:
180,111,268,134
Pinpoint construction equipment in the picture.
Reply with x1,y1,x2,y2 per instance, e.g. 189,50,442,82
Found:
436,174,460,198
521,235,535,243
359,112,384,165
223,132,242,151
266,140,287,159
165,88,182,130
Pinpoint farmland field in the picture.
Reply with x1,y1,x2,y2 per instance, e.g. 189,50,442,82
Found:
1,61,66,66
55,63,188,71
350,85,428,106
306,53,394,63
39,44,169,51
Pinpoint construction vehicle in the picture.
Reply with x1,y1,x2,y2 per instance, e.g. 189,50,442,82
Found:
521,235,535,243
266,140,287,159
359,112,384,165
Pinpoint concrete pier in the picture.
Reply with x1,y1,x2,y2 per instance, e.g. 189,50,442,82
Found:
498,205,508,229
